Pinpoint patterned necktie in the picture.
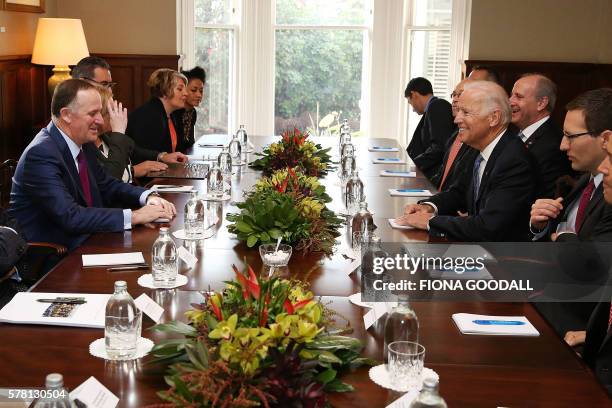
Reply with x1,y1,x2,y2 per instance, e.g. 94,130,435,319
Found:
575,179,595,232
517,131,526,143
76,150,93,207
472,154,484,205
439,137,463,189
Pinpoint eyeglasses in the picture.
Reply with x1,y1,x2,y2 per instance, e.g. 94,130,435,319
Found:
563,131,591,140
82,77,117,90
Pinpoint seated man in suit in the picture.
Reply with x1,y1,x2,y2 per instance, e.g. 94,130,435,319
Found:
405,77,454,181
9,79,176,250
430,78,479,191
564,90,612,393
396,81,535,242
510,73,573,198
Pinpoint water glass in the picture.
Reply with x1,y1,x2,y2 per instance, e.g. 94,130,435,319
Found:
387,341,425,389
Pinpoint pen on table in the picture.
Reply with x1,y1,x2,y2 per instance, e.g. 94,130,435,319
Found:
472,320,526,325
37,298,87,304
397,189,427,193
378,158,400,161
107,264,150,272
385,170,411,174
156,185,188,189
373,146,395,150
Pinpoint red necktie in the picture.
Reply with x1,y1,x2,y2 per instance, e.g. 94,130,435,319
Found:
574,179,595,232
168,117,178,153
439,137,463,189
76,150,93,207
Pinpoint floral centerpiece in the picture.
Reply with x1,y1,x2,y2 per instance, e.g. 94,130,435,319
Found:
250,128,333,177
151,265,374,407
227,168,342,255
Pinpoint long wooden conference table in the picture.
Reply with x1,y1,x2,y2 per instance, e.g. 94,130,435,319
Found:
0,136,609,407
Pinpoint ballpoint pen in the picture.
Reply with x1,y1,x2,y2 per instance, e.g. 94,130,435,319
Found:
156,185,189,189
385,170,412,173
107,264,150,271
472,320,525,325
37,298,87,304
396,189,427,192
378,158,401,161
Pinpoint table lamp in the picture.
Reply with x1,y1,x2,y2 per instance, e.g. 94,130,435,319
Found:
31,18,89,95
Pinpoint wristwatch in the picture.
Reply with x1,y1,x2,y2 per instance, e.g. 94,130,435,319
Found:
157,152,167,162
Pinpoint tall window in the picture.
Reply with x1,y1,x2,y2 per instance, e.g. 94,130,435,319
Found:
193,0,236,135
406,0,452,141
274,0,370,136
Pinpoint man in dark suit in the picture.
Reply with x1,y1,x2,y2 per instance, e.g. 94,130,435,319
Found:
9,79,176,250
405,77,454,181
510,74,573,198
396,81,535,241
431,78,478,191
566,88,612,394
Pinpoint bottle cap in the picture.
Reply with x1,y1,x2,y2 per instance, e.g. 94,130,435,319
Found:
422,377,439,390
114,280,127,291
45,373,64,388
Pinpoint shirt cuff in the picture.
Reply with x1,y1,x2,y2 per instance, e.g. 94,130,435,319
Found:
529,221,548,241
123,209,132,230
140,190,154,206
421,202,439,216
0,226,18,236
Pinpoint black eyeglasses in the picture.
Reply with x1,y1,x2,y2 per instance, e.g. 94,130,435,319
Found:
83,77,117,90
563,131,591,140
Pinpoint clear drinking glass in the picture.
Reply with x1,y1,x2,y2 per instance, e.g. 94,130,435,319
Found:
184,191,206,238
217,146,232,174
151,228,178,287
207,164,224,198
388,341,425,390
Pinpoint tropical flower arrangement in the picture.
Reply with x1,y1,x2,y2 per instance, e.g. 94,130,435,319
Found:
226,167,342,255
151,265,374,407
250,128,333,177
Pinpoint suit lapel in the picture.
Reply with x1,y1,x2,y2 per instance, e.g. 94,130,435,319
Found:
473,131,510,208
48,123,88,206
523,118,549,149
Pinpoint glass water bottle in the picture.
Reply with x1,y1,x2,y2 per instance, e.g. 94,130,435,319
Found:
151,228,178,287
32,373,71,408
228,132,242,165
105,281,140,359
184,191,206,238
409,378,448,408
344,170,364,215
383,294,419,363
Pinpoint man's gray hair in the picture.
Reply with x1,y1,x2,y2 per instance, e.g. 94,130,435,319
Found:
521,73,557,112
464,80,511,126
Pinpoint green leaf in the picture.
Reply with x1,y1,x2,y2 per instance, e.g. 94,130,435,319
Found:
317,350,343,364
235,220,254,233
315,368,337,384
151,321,197,337
324,378,355,393
246,234,259,247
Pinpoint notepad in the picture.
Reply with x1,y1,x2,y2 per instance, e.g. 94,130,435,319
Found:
151,184,194,193
373,158,407,164
380,170,416,178
389,188,432,197
368,146,399,152
452,313,540,336
82,252,145,267
0,292,110,328
388,218,414,230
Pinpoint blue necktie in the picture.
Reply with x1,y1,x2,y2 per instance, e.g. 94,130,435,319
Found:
472,154,484,205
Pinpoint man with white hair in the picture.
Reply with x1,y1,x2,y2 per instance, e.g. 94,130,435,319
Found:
396,81,535,241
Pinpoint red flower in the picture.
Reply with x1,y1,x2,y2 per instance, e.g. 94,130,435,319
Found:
209,295,223,321
232,264,260,300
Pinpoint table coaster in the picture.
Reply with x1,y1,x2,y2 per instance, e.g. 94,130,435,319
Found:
369,363,438,393
89,337,154,361
137,273,188,289
172,228,216,240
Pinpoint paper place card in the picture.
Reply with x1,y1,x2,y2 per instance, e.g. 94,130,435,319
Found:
363,303,391,329
70,376,119,408
389,188,432,197
386,391,418,408
373,158,407,164
341,248,361,275
388,218,414,230
452,313,540,336
380,170,416,178
369,146,400,152
82,252,145,267
134,293,164,323
151,184,195,193
178,246,198,269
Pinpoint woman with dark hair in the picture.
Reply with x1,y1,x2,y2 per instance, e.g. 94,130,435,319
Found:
126,68,190,164
175,66,206,146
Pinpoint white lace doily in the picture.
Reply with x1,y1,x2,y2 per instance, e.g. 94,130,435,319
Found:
89,337,154,361
172,224,218,240
348,293,373,308
369,363,438,393
137,273,188,289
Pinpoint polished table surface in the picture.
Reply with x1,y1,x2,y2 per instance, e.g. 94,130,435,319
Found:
0,136,609,407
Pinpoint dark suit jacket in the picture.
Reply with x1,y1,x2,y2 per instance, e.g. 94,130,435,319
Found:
126,97,190,164
0,209,26,280
523,118,573,199
8,122,147,250
425,129,535,241
430,128,479,191
583,300,612,394
407,97,454,180
94,132,134,181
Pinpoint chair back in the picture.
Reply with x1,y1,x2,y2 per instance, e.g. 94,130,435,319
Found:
0,159,17,209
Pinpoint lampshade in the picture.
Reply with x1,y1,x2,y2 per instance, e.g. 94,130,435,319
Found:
31,18,89,66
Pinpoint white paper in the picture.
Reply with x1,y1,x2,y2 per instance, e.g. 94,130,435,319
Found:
151,184,195,193
373,158,407,164
452,313,540,336
368,146,400,152
134,293,164,323
363,302,391,329
0,293,109,328
386,391,418,408
389,189,432,197
178,246,198,268
341,249,361,275
70,376,119,408
82,252,145,267
388,218,414,230
380,170,416,178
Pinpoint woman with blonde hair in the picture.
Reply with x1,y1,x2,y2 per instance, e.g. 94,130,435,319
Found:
126,68,190,164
